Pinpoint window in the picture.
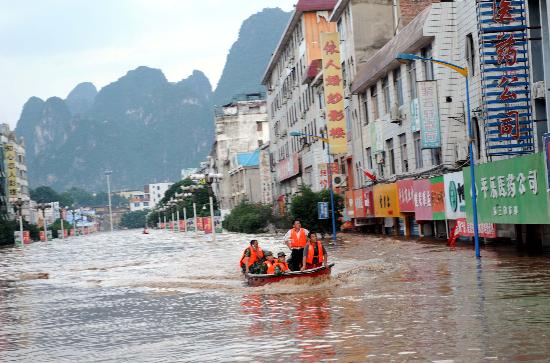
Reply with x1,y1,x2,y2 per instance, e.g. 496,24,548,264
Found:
465,33,476,77
382,76,391,114
413,131,423,169
256,122,263,131
422,46,434,81
386,138,395,175
370,86,379,120
473,116,481,159
362,92,370,124
399,133,409,172
393,68,404,106
407,61,417,100
366,147,373,170
431,148,442,166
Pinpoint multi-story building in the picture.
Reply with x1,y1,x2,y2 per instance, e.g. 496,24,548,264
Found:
147,182,172,209
262,0,338,213
118,190,150,211
211,93,269,213
0,123,30,219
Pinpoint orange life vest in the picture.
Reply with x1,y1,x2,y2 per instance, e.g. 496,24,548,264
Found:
306,241,324,264
239,246,264,267
263,259,275,274
274,260,289,272
290,228,307,248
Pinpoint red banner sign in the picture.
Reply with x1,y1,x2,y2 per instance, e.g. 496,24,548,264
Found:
197,217,204,231
345,191,355,218
363,187,374,216
353,189,366,218
203,217,212,234
455,218,496,238
397,179,415,212
414,179,432,221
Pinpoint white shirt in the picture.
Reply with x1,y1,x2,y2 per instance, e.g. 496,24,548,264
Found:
283,228,309,247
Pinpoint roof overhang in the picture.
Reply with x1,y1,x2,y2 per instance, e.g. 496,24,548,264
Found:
329,0,350,22
350,6,433,94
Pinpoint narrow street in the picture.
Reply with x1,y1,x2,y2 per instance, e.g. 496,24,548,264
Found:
1,231,549,362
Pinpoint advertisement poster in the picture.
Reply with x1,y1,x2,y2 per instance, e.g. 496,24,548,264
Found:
318,202,329,220
320,32,347,154
464,153,549,224
430,176,445,220
179,220,186,232
362,187,375,216
186,218,196,232
397,179,415,212
444,171,466,219
203,217,212,234
196,217,204,231
413,179,432,221
373,183,400,217
214,216,223,233
455,218,496,238
353,189,366,218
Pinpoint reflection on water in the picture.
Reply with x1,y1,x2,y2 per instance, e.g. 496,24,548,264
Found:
1,230,550,362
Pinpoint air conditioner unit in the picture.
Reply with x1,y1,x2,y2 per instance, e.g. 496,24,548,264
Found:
533,81,546,99
375,152,385,165
332,174,347,187
390,104,403,124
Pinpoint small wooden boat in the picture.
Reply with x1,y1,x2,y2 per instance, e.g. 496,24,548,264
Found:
246,263,334,287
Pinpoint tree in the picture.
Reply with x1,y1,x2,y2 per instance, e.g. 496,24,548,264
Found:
289,186,343,236
120,210,148,229
50,219,73,239
222,202,273,233
30,186,59,203
0,219,40,245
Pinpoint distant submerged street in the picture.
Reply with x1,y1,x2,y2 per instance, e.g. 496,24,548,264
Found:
2,231,550,362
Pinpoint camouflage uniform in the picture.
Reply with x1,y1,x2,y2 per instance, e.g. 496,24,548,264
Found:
242,248,264,274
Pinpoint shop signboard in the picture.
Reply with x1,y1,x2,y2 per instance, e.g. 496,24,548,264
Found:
413,179,432,221
410,98,420,132
353,189,366,218
345,191,355,218
203,217,212,234
214,216,223,233
14,231,30,245
320,32,347,154
430,176,445,220
186,218,196,232
476,0,534,156
319,162,339,189
418,81,441,149
455,218,496,238
278,154,300,182
444,171,466,219
362,187,375,216
179,220,186,232
464,153,549,224
373,183,400,217
397,179,415,212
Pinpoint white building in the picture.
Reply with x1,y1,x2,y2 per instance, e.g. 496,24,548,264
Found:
147,182,172,208
211,93,269,212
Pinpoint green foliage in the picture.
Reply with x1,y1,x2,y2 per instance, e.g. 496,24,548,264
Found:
30,186,59,203
30,186,127,208
50,219,73,239
0,219,40,246
222,202,273,234
290,186,344,235
120,210,148,229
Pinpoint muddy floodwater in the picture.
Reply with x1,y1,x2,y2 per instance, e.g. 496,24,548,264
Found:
1,230,550,362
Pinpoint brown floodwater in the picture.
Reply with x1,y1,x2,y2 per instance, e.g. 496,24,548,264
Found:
1,230,550,362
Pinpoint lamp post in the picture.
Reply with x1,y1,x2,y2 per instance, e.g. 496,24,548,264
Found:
37,202,52,242
105,170,114,232
66,207,77,236
289,131,337,242
13,197,25,246
396,53,480,258
59,206,65,239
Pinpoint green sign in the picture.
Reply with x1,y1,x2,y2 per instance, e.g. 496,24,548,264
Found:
464,153,549,224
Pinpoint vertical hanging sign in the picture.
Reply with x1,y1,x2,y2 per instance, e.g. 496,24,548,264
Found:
417,81,441,149
477,0,534,156
4,143,18,199
321,32,347,154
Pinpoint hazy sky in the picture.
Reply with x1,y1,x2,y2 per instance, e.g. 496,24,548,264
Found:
0,0,296,127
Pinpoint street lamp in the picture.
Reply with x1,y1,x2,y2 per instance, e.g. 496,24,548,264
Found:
37,202,52,242
395,52,480,258
105,170,114,232
289,131,337,242
12,197,25,246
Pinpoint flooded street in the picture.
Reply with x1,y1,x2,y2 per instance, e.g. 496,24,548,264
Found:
1,230,550,362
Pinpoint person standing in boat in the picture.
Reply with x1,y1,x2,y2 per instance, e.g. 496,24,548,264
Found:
301,231,328,271
240,239,264,274
283,219,309,271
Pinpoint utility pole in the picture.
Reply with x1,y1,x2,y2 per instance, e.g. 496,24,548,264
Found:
105,170,114,232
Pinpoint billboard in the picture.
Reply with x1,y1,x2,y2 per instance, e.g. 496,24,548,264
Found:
430,176,445,220
413,179,432,221
418,81,441,149
397,179,415,212
444,171,466,219
373,183,400,217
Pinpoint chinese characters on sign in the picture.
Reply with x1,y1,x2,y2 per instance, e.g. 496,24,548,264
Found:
373,183,400,217
444,171,466,219
413,179,433,221
4,143,18,199
318,162,339,189
430,176,445,220
345,191,355,218
455,218,497,238
318,202,329,219
417,81,441,149
464,153,549,224
477,0,534,156
320,32,347,154
397,179,415,212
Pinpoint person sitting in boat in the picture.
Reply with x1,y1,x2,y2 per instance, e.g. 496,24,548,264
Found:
260,251,276,274
274,251,289,275
301,231,328,271
240,239,265,274
283,219,309,271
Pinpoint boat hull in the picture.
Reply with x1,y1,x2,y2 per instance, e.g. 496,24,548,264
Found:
246,263,334,287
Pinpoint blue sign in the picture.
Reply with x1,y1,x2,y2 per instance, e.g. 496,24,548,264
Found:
477,0,534,156
318,202,329,219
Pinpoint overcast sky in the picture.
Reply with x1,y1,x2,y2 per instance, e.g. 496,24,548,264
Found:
0,0,296,127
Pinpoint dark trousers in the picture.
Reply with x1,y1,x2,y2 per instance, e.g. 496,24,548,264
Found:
289,248,304,271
